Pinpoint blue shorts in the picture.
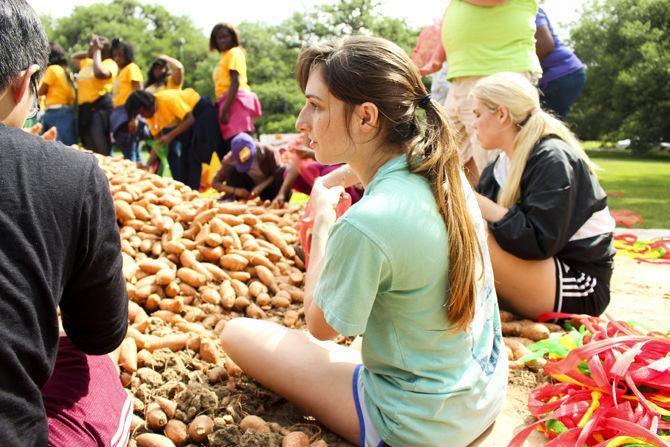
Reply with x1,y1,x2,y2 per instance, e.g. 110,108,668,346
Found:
353,365,387,447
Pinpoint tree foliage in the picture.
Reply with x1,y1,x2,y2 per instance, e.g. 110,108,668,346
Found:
44,0,419,134
568,0,670,150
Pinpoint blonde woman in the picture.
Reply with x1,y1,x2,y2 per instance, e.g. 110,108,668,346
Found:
221,36,506,447
473,72,615,320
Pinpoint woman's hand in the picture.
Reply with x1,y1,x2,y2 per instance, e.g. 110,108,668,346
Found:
310,177,344,219
475,192,509,223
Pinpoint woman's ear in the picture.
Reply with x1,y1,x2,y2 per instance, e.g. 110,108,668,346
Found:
12,64,39,104
498,106,512,126
355,102,380,134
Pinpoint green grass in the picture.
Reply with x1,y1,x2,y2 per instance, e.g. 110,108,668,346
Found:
586,148,670,229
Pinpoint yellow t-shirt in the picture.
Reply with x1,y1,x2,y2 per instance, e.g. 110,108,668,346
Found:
146,88,201,136
145,75,182,94
213,46,249,98
41,65,75,107
77,58,119,104
112,62,143,107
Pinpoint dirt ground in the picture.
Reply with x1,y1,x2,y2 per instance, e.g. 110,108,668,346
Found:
127,231,670,447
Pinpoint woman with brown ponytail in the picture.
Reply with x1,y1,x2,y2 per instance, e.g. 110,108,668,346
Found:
220,36,506,447
473,72,615,320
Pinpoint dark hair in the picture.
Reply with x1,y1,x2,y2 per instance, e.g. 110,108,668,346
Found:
209,23,240,52
0,0,49,90
48,42,68,67
145,58,168,88
296,36,482,332
125,90,155,117
111,38,134,65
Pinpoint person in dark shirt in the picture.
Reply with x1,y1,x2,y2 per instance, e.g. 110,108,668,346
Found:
212,132,288,201
0,1,129,446
472,72,615,320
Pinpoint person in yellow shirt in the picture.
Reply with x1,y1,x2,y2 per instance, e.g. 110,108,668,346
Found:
110,38,142,161
125,89,222,190
72,35,118,155
145,55,183,94
210,23,261,152
37,43,76,146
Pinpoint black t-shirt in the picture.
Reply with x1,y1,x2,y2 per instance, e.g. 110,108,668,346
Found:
0,124,128,446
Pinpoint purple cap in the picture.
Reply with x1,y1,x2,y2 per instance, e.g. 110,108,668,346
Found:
230,132,256,173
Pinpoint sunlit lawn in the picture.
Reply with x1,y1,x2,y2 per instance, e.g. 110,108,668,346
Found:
587,148,670,229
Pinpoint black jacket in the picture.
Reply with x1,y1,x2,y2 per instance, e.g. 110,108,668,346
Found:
477,136,615,283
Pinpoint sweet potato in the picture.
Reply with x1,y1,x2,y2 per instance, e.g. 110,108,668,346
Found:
216,202,247,215
240,415,270,433
271,294,291,309
283,310,300,328
164,420,188,446
158,298,183,314
220,254,249,271
146,405,168,431
188,415,214,443
502,320,551,341
154,396,177,420
122,252,138,281
248,281,268,298
258,224,294,258
234,296,251,311
114,200,135,222
246,303,267,319
176,267,206,288
256,292,271,307
198,244,223,262
282,432,310,447
227,270,251,282
145,333,190,352
230,279,249,297
136,433,176,447
138,258,167,274
199,338,220,365
118,337,138,373
200,287,221,305
255,265,279,294
155,268,176,286
164,240,186,255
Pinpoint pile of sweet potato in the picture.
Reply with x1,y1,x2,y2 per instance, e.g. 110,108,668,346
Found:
95,155,320,447
500,310,564,371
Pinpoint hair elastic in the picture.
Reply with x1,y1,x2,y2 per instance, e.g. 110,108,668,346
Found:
418,94,432,109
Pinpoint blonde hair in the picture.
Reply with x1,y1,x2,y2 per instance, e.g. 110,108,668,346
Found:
472,72,597,208
297,36,481,332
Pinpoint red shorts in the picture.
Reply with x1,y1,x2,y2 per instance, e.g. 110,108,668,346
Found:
41,337,132,447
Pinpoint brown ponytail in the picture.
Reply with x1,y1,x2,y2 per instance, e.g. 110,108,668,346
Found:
296,36,481,331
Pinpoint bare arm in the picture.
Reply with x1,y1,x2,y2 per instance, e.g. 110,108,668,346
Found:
159,55,184,86
220,71,240,124
303,184,340,341
476,192,509,223
160,113,195,144
37,83,49,97
71,51,88,69
535,25,555,60
320,164,361,189
90,37,111,79
419,44,446,76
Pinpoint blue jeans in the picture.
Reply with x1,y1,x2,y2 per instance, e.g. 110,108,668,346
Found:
540,67,586,120
111,107,141,162
42,107,77,146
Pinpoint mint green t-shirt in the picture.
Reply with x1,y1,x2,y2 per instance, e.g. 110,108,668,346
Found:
314,156,507,446
442,0,540,79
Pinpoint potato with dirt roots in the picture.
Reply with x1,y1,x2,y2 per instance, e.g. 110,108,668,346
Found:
187,415,214,443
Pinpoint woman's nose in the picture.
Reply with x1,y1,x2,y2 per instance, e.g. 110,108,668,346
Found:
295,105,309,132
